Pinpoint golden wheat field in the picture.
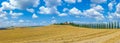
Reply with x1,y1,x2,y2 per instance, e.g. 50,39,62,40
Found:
0,25,120,43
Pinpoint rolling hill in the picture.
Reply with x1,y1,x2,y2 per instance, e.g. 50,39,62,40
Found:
0,25,120,43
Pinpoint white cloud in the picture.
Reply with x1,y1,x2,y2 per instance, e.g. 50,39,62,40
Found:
19,19,24,23
10,11,23,18
59,13,68,16
83,5,104,20
52,16,55,19
107,3,120,20
113,13,120,18
0,11,7,18
1,0,40,10
3,17,8,20
93,5,104,12
32,13,38,19
39,6,51,14
44,0,61,7
91,0,107,4
39,6,60,14
0,8,2,12
83,9,104,20
69,7,82,15
51,16,57,24
1,2,15,10
26,8,34,13
0,9,8,19
108,1,116,11
64,0,76,3
108,15,113,19
63,8,69,12
116,3,120,14
108,3,113,10
40,0,61,15
90,4,97,7
4,0,40,10
107,3,120,19
108,12,120,20
39,21,48,25
51,19,57,24
77,0,82,3
64,0,81,3
33,0,40,7
0,13,6,18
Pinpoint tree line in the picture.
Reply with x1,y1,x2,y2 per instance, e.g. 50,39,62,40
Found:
54,21,120,29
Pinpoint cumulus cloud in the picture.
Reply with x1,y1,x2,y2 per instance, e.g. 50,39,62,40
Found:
0,0,40,20
108,12,120,20
10,11,23,18
90,4,97,7
63,8,69,12
1,2,15,10
83,9,104,20
66,7,105,18
108,15,113,19
108,3,114,10
10,0,40,9
92,5,104,12
108,1,116,11
108,3,120,20
39,6,50,14
41,0,62,16
0,9,8,19
83,5,104,20
51,19,57,24
69,7,82,15
91,0,107,4
19,19,24,23
116,3,120,13
44,0,61,7
39,6,60,14
1,0,40,10
59,13,68,16
64,0,76,3
0,11,7,18
77,0,82,3
64,0,82,3
26,8,34,13
51,16,57,24
32,13,38,19
0,13,6,18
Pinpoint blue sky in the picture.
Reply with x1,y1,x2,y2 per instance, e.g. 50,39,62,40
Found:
0,0,120,27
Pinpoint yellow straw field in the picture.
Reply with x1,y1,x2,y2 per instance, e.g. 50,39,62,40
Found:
0,25,120,43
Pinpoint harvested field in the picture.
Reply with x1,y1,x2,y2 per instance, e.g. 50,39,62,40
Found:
0,25,119,43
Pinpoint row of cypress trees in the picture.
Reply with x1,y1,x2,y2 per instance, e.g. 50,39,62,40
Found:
54,21,120,29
